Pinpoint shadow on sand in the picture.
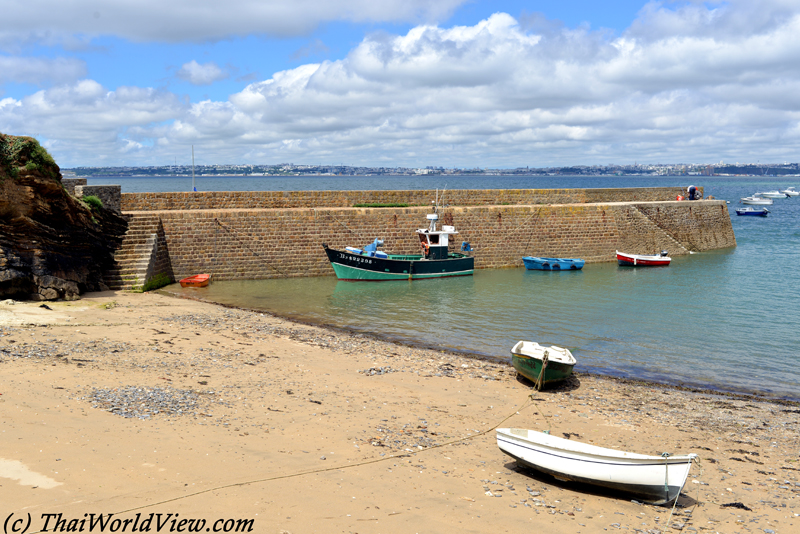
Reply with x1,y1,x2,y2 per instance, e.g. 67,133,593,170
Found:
514,372,582,393
501,460,698,509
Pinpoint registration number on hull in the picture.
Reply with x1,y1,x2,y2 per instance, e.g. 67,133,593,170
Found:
338,252,374,265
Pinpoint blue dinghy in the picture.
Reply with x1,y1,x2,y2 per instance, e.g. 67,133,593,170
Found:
735,207,769,217
523,256,585,271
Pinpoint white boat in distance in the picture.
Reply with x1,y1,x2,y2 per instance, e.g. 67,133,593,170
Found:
740,196,773,205
781,187,799,196
755,191,788,198
496,428,697,505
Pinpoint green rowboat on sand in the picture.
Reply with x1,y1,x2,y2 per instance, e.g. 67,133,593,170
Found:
511,341,576,390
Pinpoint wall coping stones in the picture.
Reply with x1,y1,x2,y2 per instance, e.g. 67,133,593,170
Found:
120,186,701,212
122,197,721,216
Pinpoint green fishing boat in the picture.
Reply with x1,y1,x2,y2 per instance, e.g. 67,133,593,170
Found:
511,341,576,390
322,196,474,281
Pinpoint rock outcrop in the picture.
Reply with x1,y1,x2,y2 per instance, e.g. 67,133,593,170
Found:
0,133,127,300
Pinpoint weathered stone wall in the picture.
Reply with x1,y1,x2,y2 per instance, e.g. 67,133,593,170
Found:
120,186,696,211
61,178,86,195
128,199,734,282
150,218,175,285
635,202,735,252
76,185,122,212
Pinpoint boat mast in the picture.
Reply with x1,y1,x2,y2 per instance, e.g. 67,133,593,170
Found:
191,145,196,192
429,189,439,232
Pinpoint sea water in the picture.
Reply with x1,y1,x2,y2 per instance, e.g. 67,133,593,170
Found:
136,175,800,400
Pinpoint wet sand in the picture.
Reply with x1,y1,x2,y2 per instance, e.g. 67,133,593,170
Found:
1,292,798,533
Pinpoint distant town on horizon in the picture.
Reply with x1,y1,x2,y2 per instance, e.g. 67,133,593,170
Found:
63,161,800,178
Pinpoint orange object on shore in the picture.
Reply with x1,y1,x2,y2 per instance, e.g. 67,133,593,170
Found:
179,274,211,288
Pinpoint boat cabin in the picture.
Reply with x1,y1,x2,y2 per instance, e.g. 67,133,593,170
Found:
417,213,458,260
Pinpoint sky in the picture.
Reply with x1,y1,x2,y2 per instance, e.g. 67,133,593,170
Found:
1,0,799,169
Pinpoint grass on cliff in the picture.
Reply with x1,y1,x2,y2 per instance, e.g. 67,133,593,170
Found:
0,133,58,180
82,195,104,211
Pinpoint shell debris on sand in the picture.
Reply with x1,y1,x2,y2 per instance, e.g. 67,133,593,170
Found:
89,386,201,419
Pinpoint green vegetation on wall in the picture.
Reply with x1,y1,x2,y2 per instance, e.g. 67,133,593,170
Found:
353,202,411,208
82,195,104,211
141,273,173,292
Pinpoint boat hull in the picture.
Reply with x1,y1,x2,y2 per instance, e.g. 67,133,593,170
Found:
511,341,576,389
616,251,671,267
324,246,474,281
740,197,773,205
511,354,574,387
496,428,696,505
522,257,585,271
179,274,210,288
735,208,769,217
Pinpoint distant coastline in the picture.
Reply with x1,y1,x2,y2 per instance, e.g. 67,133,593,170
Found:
63,162,800,178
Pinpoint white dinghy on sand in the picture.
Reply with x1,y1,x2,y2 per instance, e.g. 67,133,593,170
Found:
496,428,697,505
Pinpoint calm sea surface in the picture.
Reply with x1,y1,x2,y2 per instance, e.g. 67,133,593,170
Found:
116,174,800,400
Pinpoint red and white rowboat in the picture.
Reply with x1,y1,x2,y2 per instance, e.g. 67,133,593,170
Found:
616,250,671,267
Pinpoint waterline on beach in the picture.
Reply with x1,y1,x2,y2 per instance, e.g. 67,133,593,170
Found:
162,254,799,401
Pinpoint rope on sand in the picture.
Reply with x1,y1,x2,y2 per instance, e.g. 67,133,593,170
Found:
104,395,538,516
666,456,702,530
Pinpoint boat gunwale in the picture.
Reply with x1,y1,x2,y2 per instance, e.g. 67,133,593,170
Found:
511,341,576,365
522,256,584,263
497,428,696,464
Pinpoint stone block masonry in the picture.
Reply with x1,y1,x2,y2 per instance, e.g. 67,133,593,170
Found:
76,184,122,212
125,198,735,282
120,186,695,211
61,177,86,196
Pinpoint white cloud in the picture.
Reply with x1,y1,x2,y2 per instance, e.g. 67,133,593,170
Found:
3,3,800,167
177,61,228,86
0,81,184,164
0,1,467,46
0,56,86,86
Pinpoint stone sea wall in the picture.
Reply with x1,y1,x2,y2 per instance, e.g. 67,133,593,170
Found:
124,199,735,282
61,178,87,196
120,186,694,211
76,185,122,212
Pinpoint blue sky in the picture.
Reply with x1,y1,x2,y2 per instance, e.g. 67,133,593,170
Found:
2,1,800,168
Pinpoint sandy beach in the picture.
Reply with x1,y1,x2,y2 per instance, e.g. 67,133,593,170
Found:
1,292,798,534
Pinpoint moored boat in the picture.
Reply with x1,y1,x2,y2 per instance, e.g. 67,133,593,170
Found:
510,341,576,389
496,428,697,505
781,187,799,196
740,196,773,205
616,250,671,267
754,191,788,198
323,201,474,281
179,274,211,288
735,207,769,217
522,256,585,271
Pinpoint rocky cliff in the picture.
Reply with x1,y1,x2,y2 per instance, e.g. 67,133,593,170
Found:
0,133,127,300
